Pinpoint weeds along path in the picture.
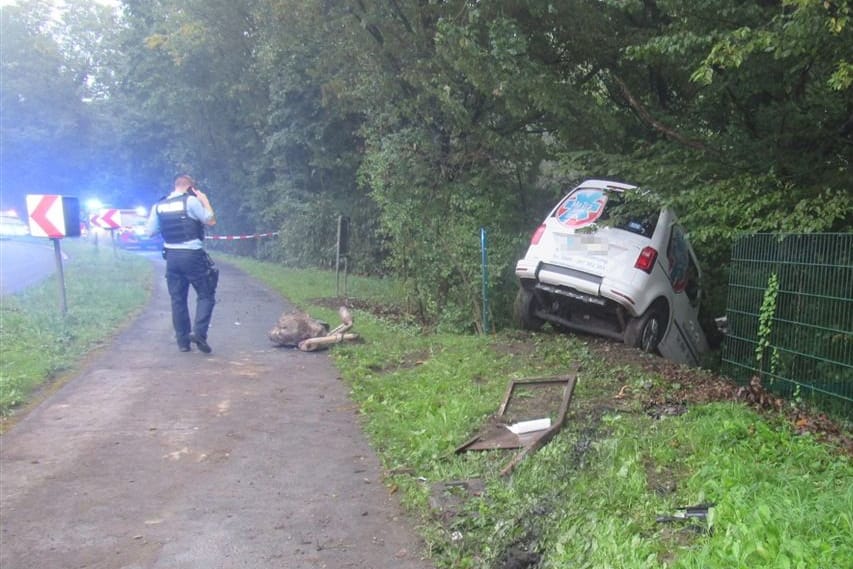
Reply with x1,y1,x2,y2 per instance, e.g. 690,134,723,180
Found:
0,260,433,569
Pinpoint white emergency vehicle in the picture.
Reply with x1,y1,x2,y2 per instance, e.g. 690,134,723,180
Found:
515,179,709,366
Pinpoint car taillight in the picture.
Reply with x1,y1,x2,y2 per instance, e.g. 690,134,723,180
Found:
634,246,658,273
530,224,546,245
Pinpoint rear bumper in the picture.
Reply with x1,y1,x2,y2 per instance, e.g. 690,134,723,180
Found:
518,260,636,340
518,259,642,313
515,259,537,280
517,259,602,295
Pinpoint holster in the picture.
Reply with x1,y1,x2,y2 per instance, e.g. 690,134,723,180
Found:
205,253,219,292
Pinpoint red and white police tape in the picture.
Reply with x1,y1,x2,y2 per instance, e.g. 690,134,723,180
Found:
207,232,279,241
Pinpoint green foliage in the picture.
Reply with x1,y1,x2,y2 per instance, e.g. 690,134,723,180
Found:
0,241,152,413
0,0,126,210
3,0,851,331
115,0,271,227
755,272,779,371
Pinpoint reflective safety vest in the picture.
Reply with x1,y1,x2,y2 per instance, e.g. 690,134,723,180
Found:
155,194,204,244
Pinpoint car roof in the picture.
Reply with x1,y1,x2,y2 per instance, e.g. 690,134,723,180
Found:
576,179,638,193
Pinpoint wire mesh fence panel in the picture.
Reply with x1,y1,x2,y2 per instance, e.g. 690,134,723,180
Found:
721,234,852,413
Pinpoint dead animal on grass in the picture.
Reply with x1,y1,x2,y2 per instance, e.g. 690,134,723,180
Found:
268,311,329,347
269,307,356,351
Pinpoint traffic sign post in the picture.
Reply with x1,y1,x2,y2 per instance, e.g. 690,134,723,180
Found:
26,195,80,315
90,209,122,255
51,238,68,314
90,209,121,230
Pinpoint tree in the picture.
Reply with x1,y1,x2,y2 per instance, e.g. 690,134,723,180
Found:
115,0,268,226
597,0,853,317
1,1,110,210
5,0,848,331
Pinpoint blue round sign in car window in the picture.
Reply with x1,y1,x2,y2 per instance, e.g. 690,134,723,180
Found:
555,189,608,228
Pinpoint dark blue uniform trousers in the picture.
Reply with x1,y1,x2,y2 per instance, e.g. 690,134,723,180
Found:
164,248,217,349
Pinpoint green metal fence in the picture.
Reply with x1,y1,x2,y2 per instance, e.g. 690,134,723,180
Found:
721,233,852,412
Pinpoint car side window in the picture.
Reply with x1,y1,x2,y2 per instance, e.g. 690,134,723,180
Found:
667,224,690,293
685,252,701,306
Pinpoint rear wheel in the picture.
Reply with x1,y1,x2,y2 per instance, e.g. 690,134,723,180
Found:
625,303,666,353
514,287,544,331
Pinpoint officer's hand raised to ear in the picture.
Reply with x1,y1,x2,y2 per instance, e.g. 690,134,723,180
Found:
189,187,216,225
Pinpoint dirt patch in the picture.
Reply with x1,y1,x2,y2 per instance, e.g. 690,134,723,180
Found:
368,349,434,375
656,523,708,566
644,459,681,497
501,381,568,425
496,545,540,569
491,342,537,358
427,479,486,524
490,333,538,359
583,338,853,455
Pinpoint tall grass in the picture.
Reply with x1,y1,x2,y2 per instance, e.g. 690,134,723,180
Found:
0,241,152,413
221,254,406,309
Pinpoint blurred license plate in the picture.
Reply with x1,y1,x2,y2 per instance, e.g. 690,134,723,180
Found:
563,235,609,255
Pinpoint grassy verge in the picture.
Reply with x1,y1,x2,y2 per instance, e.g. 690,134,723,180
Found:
0,240,153,415
227,256,852,569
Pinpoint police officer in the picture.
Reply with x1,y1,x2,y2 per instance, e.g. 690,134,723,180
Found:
147,174,218,353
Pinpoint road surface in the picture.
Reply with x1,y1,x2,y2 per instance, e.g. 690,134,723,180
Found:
0,238,58,295
0,259,434,569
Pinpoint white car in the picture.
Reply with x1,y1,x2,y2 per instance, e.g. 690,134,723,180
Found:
515,179,709,366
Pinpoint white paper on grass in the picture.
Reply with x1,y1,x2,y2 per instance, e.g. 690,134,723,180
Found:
506,418,551,435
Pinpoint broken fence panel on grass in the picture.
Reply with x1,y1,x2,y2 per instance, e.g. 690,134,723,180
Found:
456,371,578,476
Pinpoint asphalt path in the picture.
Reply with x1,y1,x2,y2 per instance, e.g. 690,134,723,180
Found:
0,238,59,295
0,258,434,569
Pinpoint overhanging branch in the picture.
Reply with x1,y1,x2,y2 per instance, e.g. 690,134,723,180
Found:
612,74,712,153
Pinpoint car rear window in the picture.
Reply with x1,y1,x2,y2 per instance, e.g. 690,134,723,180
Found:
552,188,659,238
